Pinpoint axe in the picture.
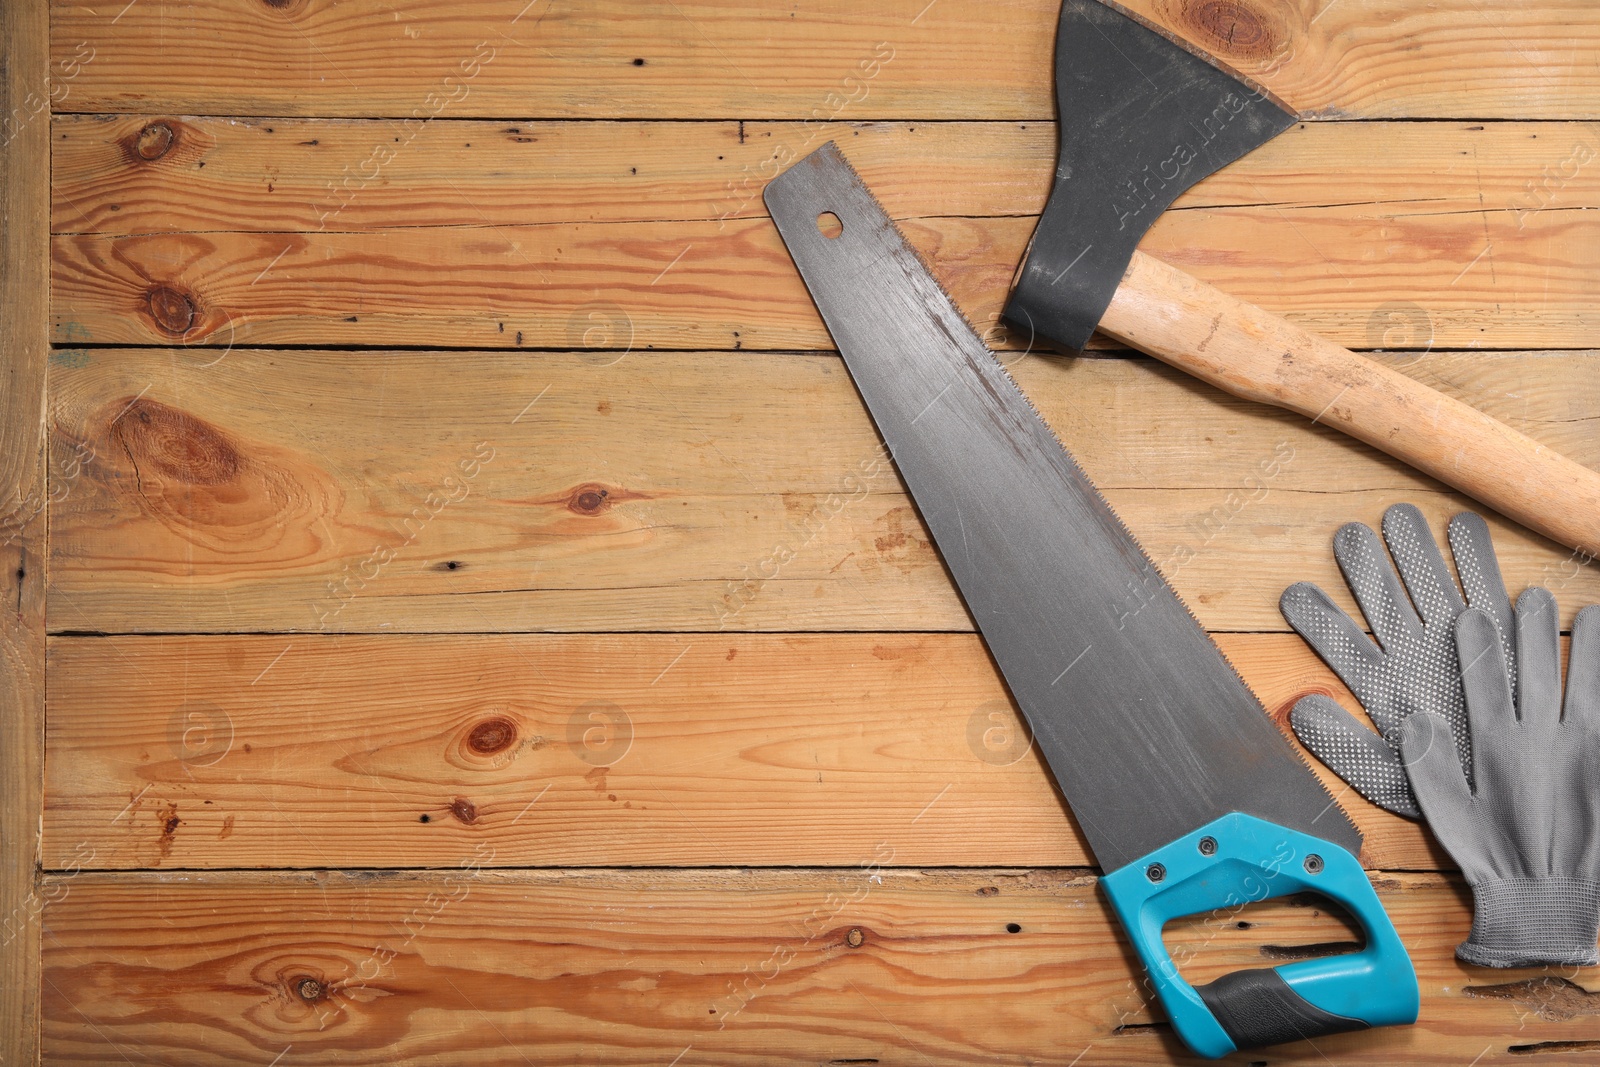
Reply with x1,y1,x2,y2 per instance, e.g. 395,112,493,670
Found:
1005,0,1600,559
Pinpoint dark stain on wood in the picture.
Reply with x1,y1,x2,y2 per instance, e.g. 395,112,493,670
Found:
1508,1041,1600,1056
1466,976,1600,1023
1259,939,1360,960
156,801,180,862
872,506,935,573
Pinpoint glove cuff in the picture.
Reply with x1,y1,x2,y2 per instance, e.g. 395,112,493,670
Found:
1460,876,1600,968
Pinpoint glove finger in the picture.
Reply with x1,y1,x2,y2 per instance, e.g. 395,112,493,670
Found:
1398,712,1475,836
1457,606,1514,770
1448,511,1517,691
1333,521,1423,653
1280,582,1388,716
1513,587,1562,727
1289,693,1420,818
1447,511,1514,627
1564,604,1600,725
1382,503,1466,628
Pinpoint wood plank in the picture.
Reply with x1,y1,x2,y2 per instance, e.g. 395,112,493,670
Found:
48,0,1600,120
51,117,1600,235
48,116,1043,234
2,0,50,1061
46,348,1600,634
40,869,1598,1065
41,631,1445,871
49,196,1600,352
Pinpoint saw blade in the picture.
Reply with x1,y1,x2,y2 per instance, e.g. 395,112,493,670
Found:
765,142,1361,872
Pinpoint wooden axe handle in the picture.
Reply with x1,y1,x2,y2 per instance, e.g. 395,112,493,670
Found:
1099,250,1600,560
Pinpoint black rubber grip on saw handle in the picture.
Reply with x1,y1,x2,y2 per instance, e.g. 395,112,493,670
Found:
1196,968,1370,1050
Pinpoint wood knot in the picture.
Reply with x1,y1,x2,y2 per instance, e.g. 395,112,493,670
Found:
449,797,478,824
845,927,865,948
146,285,197,335
111,396,241,486
295,977,324,1001
1168,0,1285,62
567,483,612,515
133,121,176,161
467,717,517,756
1271,691,1326,729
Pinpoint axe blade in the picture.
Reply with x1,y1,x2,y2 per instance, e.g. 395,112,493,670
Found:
1003,0,1296,352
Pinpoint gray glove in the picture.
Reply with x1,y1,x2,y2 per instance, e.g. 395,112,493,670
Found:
1400,595,1600,968
1280,503,1514,817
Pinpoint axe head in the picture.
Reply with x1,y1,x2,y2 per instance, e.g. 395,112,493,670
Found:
1003,0,1296,352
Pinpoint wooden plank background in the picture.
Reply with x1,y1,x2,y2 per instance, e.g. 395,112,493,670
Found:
27,0,1600,1062
33,870,1532,1066
2,2,49,1064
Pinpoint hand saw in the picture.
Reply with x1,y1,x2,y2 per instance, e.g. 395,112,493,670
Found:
765,142,1419,1059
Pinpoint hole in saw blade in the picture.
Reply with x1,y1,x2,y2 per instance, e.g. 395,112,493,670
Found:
816,211,843,239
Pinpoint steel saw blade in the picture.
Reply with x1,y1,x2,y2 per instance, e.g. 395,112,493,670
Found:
765,142,1361,873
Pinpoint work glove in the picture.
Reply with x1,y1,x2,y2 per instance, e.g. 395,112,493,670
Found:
1400,594,1600,967
1279,503,1514,817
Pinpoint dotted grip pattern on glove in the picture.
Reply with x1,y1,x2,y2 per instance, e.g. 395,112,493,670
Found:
1280,504,1514,818
1401,597,1600,968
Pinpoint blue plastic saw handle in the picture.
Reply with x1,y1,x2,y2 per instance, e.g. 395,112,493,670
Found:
1099,812,1418,1059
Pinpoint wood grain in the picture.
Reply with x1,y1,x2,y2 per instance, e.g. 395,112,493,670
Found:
48,0,1600,120
40,869,1599,1065
50,194,1600,352
52,116,1057,234
46,348,1600,635
42,631,1445,871
51,117,1600,235
3,0,49,1061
